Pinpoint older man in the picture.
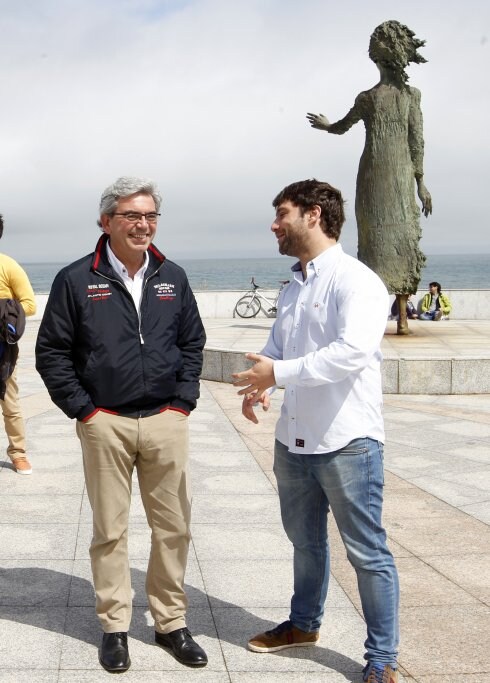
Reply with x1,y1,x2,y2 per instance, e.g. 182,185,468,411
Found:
36,177,207,673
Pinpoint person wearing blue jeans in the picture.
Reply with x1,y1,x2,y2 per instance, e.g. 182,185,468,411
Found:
419,282,452,321
233,179,399,683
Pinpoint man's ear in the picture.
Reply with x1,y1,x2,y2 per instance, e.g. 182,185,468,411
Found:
308,205,322,224
100,214,111,234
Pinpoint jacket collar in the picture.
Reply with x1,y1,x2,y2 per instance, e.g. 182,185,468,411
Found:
91,234,166,277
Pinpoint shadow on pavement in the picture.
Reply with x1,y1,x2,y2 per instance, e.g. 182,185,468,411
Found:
0,566,364,680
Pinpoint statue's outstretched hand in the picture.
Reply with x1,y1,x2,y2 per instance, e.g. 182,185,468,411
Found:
417,181,432,217
306,112,331,130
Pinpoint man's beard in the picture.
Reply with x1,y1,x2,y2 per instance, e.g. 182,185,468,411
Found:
278,232,301,257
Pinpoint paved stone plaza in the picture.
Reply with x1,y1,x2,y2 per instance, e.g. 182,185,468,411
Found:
0,319,489,681
203,318,490,394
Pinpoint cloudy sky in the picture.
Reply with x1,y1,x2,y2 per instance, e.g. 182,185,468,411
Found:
0,0,488,263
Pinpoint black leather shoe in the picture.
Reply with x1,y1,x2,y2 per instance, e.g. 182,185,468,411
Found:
99,632,131,673
155,627,208,667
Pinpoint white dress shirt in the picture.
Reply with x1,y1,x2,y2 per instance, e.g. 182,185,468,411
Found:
261,243,389,454
106,243,149,317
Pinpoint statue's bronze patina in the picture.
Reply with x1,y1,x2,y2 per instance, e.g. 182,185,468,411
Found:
307,20,432,334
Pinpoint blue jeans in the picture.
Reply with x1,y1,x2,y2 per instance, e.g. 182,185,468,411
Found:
420,311,438,320
274,438,399,666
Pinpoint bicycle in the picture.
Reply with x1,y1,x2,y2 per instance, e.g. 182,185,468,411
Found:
233,277,290,318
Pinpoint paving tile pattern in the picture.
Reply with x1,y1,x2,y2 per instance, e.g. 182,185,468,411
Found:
0,320,488,680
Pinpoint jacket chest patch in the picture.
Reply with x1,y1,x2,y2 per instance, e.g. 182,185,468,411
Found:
154,282,176,301
86,283,112,301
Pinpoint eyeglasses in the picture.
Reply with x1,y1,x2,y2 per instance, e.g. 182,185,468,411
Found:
112,212,161,223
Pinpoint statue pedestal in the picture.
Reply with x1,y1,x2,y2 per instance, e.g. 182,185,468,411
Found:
396,294,409,336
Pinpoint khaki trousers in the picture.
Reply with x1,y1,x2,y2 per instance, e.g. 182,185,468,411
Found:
1,367,26,459
76,409,191,634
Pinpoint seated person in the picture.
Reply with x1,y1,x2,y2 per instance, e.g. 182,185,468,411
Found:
420,282,452,320
390,296,418,320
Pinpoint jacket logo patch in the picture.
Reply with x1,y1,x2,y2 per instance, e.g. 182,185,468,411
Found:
154,283,176,301
295,439,305,448
86,283,112,301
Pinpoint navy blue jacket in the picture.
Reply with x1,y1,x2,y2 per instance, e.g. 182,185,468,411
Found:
35,235,205,420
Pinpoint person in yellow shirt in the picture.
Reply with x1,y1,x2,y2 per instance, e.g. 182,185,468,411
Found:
0,214,36,474
420,282,452,321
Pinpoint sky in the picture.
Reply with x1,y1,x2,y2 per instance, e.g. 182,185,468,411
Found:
0,0,488,263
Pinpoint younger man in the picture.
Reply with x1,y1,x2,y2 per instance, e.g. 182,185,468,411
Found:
233,179,399,683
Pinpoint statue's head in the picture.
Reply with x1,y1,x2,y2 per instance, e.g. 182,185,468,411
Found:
369,20,426,81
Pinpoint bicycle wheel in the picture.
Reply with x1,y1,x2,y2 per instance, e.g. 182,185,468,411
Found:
234,294,261,318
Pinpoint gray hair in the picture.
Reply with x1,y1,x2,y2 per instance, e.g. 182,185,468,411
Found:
97,176,162,228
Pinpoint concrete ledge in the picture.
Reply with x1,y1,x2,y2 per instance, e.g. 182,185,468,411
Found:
398,359,452,394
32,289,490,321
203,349,255,384
32,292,490,394
451,359,490,393
203,350,490,394
197,289,490,320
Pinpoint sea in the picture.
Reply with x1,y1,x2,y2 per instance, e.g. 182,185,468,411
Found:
21,253,490,294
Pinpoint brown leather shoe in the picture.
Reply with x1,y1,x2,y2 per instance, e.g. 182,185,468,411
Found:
363,663,398,682
248,620,319,652
13,457,32,475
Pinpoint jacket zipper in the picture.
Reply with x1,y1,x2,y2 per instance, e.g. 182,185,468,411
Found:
94,266,161,345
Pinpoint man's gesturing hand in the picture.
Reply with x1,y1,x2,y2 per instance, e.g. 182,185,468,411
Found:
241,391,271,424
232,353,276,396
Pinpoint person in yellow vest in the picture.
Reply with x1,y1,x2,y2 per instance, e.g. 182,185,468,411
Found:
420,282,452,320
0,214,36,474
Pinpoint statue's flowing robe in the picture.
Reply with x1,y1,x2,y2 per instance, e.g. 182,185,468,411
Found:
329,84,426,294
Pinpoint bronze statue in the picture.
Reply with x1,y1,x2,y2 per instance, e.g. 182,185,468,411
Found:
307,20,432,334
